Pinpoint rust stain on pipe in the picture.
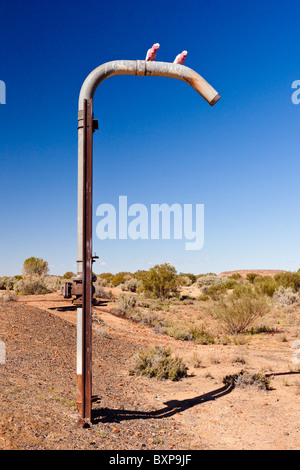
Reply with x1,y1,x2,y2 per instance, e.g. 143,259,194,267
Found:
79,60,221,110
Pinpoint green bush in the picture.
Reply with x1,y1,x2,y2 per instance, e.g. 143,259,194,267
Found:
254,276,277,297
229,273,242,280
246,273,260,284
206,279,237,299
130,346,188,381
133,270,149,282
197,294,210,301
112,272,133,286
206,290,271,335
274,271,300,292
141,263,178,299
98,273,114,285
230,283,254,299
189,328,215,344
62,271,75,279
23,257,49,276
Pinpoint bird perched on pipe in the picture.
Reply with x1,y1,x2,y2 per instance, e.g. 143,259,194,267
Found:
173,50,188,65
145,43,160,61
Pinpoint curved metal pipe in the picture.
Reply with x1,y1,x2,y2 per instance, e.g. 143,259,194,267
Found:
77,60,220,273
79,60,221,110
76,60,221,422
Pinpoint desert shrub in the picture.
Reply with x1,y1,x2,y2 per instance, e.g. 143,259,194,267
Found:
141,263,178,299
62,271,75,279
15,275,48,295
1,291,18,301
229,273,242,280
133,270,149,282
14,275,62,295
94,285,113,299
206,279,237,299
96,277,107,287
246,273,260,284
223,370,271,390
273,286,300,306
189,327,215,344
274,271,300,292
0,276,23,291
165,326,193,341
177,275,193,287
197,294,210,301
196,274,223,289
181,273,197,284
130,346,188,381
205,283,227,299
253,276,277,297
120,278,140,292
230,283,254,298
23,257,49,276
43,276,63,292
206,290,271,335
195,275,230,295
98,273,114,286
112,272,132,286
189,352,203,368
118,293,137,313
0,276,13,290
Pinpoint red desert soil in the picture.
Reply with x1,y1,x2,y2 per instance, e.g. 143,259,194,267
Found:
0,292,299,450
219,269,286,278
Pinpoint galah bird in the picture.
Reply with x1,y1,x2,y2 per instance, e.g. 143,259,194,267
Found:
173,50,188,65
145,43,160,61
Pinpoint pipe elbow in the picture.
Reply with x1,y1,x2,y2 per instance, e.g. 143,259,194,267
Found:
78,60,220,110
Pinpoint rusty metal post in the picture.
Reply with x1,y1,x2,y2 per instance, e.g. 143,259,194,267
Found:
76,99,93,423
77,59,221,425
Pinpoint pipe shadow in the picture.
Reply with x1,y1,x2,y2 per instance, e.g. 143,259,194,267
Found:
266,371,300,378
92,383,235,424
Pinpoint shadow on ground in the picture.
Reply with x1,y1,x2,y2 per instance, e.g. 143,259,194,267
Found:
92,370,300,425
92,383,235,424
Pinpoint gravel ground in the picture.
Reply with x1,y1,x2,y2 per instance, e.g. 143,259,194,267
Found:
0,302,194,450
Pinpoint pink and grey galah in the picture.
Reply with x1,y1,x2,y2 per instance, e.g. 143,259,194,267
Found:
145,43,160,61
173,50,188,65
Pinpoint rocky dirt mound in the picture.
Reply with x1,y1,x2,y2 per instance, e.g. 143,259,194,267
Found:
0,302,193,450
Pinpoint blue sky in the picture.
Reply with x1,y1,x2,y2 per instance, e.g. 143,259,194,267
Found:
1,0,300,276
